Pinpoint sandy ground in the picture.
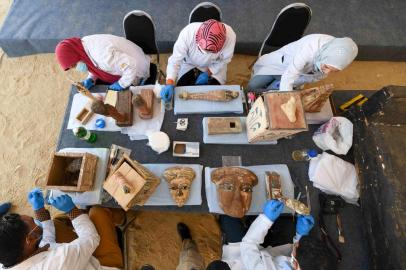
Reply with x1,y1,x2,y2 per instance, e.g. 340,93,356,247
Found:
1,1,406,269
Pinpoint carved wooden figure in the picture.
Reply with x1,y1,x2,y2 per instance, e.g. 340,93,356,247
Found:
207,117,242,135
301,84,334,112
163,167,196,207
179,90,239,102
211,167,258,218
91,99,127,123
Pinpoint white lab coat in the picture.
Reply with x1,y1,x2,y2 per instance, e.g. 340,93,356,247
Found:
2,214,119,270
253,34,335,91
222,214,297,270
82,34,150,88
166,22,236,84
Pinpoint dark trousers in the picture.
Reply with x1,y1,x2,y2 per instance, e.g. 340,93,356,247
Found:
176,68,221,86
220,215,296,247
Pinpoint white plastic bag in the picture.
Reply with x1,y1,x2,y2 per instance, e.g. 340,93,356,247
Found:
312,117,353,155
309,152,359,204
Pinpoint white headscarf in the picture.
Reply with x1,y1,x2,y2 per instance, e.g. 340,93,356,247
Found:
314,37,358,72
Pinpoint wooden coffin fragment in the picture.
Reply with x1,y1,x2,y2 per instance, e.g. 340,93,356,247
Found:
301,84,334,112
115,90,133,127
207,117,242,135
179,90,239,102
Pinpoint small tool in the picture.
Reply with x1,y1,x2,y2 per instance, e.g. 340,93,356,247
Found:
339,94,368,111
336,214,345,243
305,185,311,212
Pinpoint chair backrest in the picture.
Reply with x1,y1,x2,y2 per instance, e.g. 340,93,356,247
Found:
189,1,222,23
123,10,160,63
258,3,312,57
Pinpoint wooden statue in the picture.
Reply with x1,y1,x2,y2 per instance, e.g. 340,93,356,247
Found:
207,117,243,135
211,167,258,218
91,99,127,123
179,90,239,102
163,167,196,207
132,89,154,119
301,84,334,112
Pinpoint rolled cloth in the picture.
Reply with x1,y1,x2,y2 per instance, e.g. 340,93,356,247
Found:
314,37,358,71
55,37,121,83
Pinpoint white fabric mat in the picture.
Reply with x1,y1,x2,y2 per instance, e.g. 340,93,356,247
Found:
202,117,277,145
305,99,334,124
174,85,243,115
49,148,109,206
66,85,165,140
205,164,295,215
142,164,203,206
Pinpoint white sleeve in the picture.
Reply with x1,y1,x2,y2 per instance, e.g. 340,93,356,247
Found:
240,214,275,270
114,51,138,88
39,220,56,247
294,73,326,87
208,28,236,76
279,45,313,91
166,27,190,81
86,72,97,81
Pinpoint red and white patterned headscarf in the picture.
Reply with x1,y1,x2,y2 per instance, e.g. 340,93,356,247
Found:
195,19,226,53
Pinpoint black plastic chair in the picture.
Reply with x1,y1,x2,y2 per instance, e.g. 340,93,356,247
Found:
123,10,161,82
189,1,222,23
258,3,312,57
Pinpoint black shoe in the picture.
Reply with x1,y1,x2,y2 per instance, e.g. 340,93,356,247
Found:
177,222,192,241
140,264,155,270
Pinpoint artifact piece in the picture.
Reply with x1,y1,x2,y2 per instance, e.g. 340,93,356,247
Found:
75,106,94,125
176,118,188,131
163,167,196,207
46,152,98,192
116,90,133,127
172,141,200,157
207,117,243,135
301,84,334,112
280,96,297,123
246,91,307,142
179,90,239,102
282,197,310,215
91,99,127,122
132,89,154,119
211,167,258,218
103,154,160,210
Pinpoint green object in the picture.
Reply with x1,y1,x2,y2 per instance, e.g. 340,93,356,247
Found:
73,126,97,143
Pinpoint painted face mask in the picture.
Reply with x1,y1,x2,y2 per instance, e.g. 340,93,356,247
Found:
163,167,196,207
211,167,258,218
75,61,88,73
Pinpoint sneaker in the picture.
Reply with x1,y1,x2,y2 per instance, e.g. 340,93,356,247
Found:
189,2,222,23
177,222,192,241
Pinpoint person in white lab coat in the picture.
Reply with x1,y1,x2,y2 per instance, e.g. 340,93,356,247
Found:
160,19,236,102
247,34,358,91
0,189,124,270
55,34,151,91
207,200,337,270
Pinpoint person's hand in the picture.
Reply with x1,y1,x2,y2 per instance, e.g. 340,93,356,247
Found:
195,72,209,85
81,78,95,89
28,188,45,211
109,81,124,91
160,84,174,102
49,194,75,213
296,215,315,236
263,199,284,222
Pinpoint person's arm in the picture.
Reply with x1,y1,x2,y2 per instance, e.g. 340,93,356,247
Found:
208,27,236,77
294,73,327,88
166,27,191,82
279,45,313,91
114,50,138,88
240,214,274,270
34,207,56,246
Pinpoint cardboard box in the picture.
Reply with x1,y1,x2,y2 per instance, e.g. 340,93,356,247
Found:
103,154,160,210
246,91,308,142
46,152,98,192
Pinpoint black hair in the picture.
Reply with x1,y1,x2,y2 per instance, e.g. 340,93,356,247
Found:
0,213,28,267
206,260,231,270
296,235,338,270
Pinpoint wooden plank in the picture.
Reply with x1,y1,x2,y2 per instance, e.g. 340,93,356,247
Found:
207,117,242,135
115,90,133,127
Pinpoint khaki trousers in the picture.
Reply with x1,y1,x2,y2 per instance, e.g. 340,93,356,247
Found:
54,206,124,268
176,239,205,270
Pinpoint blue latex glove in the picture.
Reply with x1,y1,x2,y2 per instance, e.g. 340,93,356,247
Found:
269,79,280,90
28,188,45,211
49,194,75,213
195,72,209,85
109,81,125,91
296,215,315,236
81,78,95,89
263,200,284,222
160,84,174,102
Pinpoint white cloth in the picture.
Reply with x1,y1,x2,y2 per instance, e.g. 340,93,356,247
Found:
222,214,295,270
253,34,334,91
82,34,150,88
166,22,236,84
4,214,119,270
309,152,359,204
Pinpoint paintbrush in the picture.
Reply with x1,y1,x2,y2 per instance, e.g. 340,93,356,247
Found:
337,214,345,243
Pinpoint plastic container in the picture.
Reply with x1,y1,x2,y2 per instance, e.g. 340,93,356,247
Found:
73,127,97,143
292,149,318,161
